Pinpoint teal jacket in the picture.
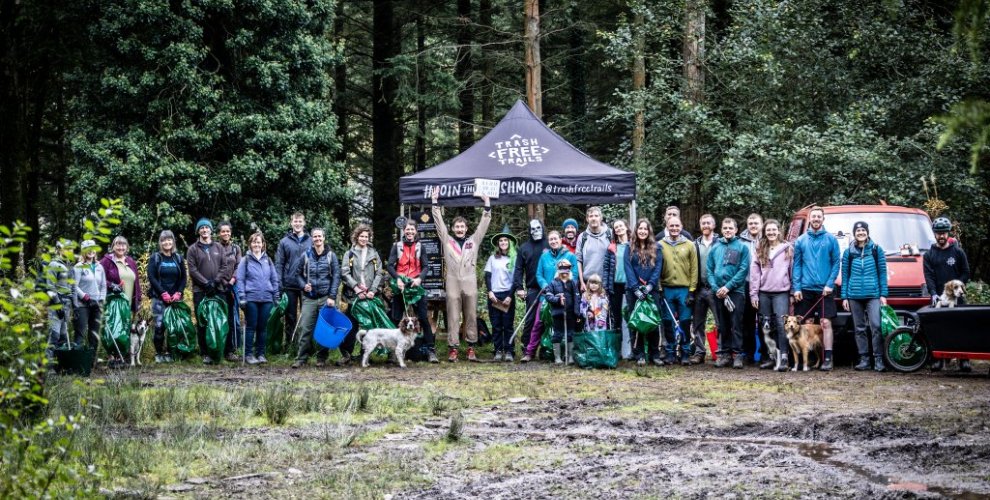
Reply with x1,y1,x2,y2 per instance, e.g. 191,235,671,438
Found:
792,227,840,293
536,247,578,289
706,236,750,293
840,240,888,299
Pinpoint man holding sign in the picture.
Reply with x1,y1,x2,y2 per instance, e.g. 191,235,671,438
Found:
431,186,492,362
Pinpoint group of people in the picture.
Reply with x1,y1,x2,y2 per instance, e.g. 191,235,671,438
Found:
44,200,972,373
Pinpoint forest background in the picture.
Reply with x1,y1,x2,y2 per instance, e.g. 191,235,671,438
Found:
2,0,988,279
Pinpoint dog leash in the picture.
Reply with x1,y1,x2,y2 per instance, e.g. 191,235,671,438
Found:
796,292,827,319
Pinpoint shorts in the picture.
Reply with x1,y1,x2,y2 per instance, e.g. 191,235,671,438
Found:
797,290,837,320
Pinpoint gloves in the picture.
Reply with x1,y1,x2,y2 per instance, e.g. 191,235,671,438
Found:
686,293,695,308
55,308,65,320
161,292,171,303
108,283,123,294
724,297,736,312
643,284,653,294
634,289,645,301
930,295,939,307
172,292,182,302
82,293,91,304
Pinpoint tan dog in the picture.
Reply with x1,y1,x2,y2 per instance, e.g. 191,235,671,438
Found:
358,315,420,368
936,280,965,308
783,315,824,372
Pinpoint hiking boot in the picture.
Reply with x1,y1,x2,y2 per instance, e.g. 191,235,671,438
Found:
164,354,174,363
155,355,165,364
504,352,514,363
663,355,677,366
467,347,479,362
776,354,790,372
732,356,745,369
246,355,259,365
552,344,563,364
959,359,972,373
930,359,944,371
651,357,664,367
714,356,731,368
202,356,214,365
520,353,532,363
225,353,240,362
448,348,459,362
291,360,304,369
493,351,504,362
315,359,327,368
428,350,439,364
636,357,646,366
689,353,705,365
257,355,268,364
854,356,871,371
874,356,886,373
759,359,775,369
820,357,833,371
335,355,352,367
681,354,691,366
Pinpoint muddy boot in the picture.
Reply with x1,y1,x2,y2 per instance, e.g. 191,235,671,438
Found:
776,353,790,372
552,344,563,364
874,355,886,372
565,343,574,364
854,355,871,371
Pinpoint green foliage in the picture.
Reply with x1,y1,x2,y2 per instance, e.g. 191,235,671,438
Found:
66,0,347,249
0,199,122,498
965,280,990,304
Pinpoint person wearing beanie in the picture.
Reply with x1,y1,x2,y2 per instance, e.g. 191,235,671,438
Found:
148,230,187,362
186,217,233,364
841,220,889,372
561,218,579,254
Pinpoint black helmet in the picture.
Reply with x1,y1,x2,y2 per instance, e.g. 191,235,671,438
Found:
932,217,952,233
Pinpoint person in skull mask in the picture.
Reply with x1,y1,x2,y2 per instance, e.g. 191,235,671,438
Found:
512,219,550,355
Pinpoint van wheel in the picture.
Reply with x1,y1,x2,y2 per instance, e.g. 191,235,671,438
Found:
884,326,928,372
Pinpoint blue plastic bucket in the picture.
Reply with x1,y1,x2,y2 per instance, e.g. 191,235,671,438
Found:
314,306,352,349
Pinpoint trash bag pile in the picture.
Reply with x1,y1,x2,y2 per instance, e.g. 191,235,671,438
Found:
196,295,229,360
162,302,197,356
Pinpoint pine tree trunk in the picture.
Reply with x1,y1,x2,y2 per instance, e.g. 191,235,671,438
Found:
333,0,351,231
681,0,705,231
372,0,403,254
456,0,474,153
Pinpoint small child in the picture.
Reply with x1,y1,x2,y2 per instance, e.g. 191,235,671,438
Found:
544,259,579,364
580,274,610,332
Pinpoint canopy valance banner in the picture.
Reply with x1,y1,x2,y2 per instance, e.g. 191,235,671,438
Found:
400,100,636,207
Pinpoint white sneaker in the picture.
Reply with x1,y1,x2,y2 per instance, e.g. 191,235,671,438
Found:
257,355,268,364
154,355,164,363
493,351,504,362
246,355,259,365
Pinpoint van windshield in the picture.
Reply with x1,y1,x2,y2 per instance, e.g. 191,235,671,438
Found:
818,212,936,256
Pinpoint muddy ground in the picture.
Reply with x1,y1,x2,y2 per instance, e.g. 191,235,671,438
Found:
116,360,990,499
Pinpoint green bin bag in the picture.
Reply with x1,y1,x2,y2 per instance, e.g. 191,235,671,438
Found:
197,295,229,360
539,301,555,361
627,298,661,334
266,294,289,355
100,292,131,358
163,302,197,355
880,305,900,337
350,297,396,330
574,330,621,369
389,277,426,307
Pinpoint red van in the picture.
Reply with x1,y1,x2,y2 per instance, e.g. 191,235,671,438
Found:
789,204,936,360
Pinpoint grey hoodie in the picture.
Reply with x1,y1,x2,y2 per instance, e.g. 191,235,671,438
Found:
576,227,611,281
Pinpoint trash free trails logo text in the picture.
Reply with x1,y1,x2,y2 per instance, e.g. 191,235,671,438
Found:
489,134,549,167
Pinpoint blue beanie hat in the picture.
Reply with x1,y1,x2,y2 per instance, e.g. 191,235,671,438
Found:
196,218,213,232
562,218,578,230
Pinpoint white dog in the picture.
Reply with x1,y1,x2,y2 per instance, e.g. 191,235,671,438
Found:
358,316,419,368
130,319,148,366
761,315,783,370
936,280,966,308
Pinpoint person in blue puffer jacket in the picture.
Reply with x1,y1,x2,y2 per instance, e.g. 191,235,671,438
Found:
840,221,888,372
707,217,751,368
625,219,663,366
791,206,841,371
521,230,578,362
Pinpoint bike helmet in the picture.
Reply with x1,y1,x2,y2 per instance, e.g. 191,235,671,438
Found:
932,217,952,233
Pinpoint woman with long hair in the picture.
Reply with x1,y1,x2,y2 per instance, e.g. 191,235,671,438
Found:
605,219,632,358
484,230,517,362
748,219,793,371
339,223,384,365
624,219,663,365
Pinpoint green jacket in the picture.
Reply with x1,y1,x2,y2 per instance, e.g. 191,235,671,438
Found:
659,236,698,291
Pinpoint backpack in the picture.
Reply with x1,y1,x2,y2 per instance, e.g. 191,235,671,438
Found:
394,241,421,261
577,228,612,254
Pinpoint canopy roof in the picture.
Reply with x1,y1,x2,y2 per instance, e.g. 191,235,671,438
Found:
400,100,636,206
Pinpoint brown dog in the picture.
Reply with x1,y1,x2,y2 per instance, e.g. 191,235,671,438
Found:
783,315,824,372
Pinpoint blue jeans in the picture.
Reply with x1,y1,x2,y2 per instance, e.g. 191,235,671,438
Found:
758,291,790,357
660,287,692,358
244,301,273,358
849,298,881,357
